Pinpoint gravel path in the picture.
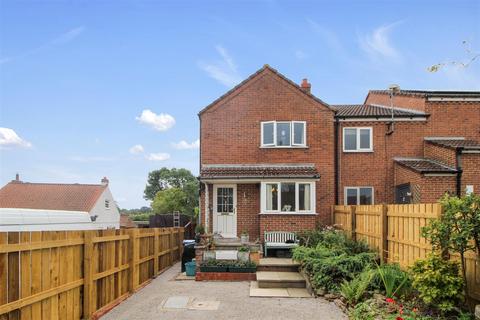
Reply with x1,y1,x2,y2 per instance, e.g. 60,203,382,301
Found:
102,262,347,320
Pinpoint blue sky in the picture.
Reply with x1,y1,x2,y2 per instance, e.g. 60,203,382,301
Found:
1,0,479,209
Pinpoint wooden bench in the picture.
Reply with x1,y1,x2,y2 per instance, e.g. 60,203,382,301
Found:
264,231,299,257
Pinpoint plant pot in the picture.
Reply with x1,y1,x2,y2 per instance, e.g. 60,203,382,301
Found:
240,234,249,244
199,265,228,272
237,251,250,262
203,250,215,260
250,252,260,264
228,266,256,273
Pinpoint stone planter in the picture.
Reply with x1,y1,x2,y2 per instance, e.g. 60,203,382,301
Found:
240,234,249,244
203,250,215,261
229,266,257,273
199,265,228,272
237,251,250,262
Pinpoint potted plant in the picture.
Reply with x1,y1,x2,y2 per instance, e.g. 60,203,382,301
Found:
199,259,228,272
237,246,250,262
229,261,257,273
249,246,260,264
195,224,205,243
240,230,249,244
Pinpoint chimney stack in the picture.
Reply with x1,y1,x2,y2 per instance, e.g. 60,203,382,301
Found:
101,177,109,186
12,173,21,183
300,78,311,93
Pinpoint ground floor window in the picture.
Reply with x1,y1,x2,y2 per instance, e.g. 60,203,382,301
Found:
344,187,374,205
262,181,315,213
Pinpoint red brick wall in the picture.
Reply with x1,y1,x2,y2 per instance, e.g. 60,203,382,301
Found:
365,92,426,112
461,153,480,196
425,101,480,139
200,68,335,224
259,214,317,241
236,184,260,240
424,142,457,167
339,121,427,204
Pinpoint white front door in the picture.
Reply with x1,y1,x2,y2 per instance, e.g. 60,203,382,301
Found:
213,185,237,238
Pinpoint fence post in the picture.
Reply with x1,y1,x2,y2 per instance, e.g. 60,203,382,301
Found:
128,228,139,292
350,206,357,241
169,229,175,265
83,231,94,320
179,228,184,260
379,205,388,263
153,228,159,277
330,205,335,225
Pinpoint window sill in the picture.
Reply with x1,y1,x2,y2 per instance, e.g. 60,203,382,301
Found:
259,212,318,215
260,146,309,149
342,150,374,153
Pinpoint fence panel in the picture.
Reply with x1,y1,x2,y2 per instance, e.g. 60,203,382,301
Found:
0,227,183,320
354,205,383,253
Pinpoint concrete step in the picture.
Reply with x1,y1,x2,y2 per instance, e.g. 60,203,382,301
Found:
256,271,306,288
257,258,300,272
249,281,311,298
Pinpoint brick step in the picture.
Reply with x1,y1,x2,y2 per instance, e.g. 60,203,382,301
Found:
256,271,306,288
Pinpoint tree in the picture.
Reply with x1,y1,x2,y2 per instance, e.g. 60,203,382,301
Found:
144,167,198,201
152,188,188,214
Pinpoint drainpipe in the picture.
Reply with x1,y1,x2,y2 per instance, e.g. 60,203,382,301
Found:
334,117,340,205
455,148,463,197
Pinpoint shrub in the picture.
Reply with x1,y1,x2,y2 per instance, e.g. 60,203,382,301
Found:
410,254,464,313
373,263,411,298
349,299,385,320
340,268,375,306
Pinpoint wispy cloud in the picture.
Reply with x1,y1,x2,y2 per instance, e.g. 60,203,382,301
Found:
0,26,86,65
69,156,115,162
307,19,344,54
136,109,175,131
295,50,308,60
129,144,145,154
171,139,199,150
358,22,403,62
146,153,170,161
0,128,32,149
198,45,242,87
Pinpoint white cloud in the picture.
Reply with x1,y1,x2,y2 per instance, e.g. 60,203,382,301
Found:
0,26,85,65
359,22,402,61
146,153,170,161
198,45,242,87
136,109,175,131
171,139,199,150
129,144,145,154
0,128,32,148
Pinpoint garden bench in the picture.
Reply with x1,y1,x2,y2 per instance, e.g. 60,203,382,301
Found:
264,231,299,257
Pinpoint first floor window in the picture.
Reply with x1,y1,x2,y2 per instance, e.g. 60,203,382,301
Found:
262,181,315,213
344,187,374,205
343,127,372,152
261,121,307,147
105,200,110,209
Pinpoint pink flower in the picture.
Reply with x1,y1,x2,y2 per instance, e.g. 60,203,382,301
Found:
386,298,395,304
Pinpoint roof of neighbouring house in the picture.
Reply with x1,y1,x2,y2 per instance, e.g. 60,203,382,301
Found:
424,138,480,150
394,157,457,174
200,163,320,179
120,214,137,228
332,104,428,118
368,89,480,99
198,64,334,115
0,181,107,212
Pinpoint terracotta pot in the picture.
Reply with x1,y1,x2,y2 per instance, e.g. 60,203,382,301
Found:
250,252,260,264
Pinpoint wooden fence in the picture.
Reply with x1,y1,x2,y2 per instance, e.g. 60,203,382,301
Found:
0,227,184,320
332,204,480,301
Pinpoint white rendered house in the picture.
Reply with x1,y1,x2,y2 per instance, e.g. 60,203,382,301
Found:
0,175,120,231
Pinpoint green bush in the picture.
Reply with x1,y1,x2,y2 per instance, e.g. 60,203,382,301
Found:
340,268,375,305
349,299,385,320
410,254,464,313
373,263,411,298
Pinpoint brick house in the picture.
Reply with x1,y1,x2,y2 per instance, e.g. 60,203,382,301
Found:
198,65,480,240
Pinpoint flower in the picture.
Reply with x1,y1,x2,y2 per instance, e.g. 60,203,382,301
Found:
396,317,404,320
412,307,418,313
386,298,395,304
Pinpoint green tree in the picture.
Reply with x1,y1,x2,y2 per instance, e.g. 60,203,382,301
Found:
144,167,198,201
152,187,188,214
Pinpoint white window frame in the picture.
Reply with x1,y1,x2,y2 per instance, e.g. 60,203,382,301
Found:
344,187,374,205
260,121,307,148
342,127,373,152
260,181,316,214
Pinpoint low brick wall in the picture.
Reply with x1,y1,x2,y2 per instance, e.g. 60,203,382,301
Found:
195,272,256,281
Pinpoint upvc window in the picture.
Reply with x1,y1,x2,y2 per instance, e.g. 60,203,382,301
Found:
344,187,374,205
343,127,372,152
261,121,307,147
262,181,315,213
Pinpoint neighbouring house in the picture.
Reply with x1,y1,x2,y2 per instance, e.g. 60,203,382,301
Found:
120,213,137,228
198,65,480,240
0,175,120,231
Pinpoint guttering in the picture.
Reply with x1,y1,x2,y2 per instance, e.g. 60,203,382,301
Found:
456,148,463,197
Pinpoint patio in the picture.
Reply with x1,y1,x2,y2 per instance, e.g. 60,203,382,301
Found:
102,262,347,320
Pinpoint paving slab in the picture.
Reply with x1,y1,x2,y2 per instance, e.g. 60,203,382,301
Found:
161,296,191,309
256,271,305,282
102,262,347,320
258,258,300,267
188,300,220,311
249,282,311,298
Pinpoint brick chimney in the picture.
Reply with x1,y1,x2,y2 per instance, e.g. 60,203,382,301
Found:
300,78,311,93
101,177,109,186
12,173,21,183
